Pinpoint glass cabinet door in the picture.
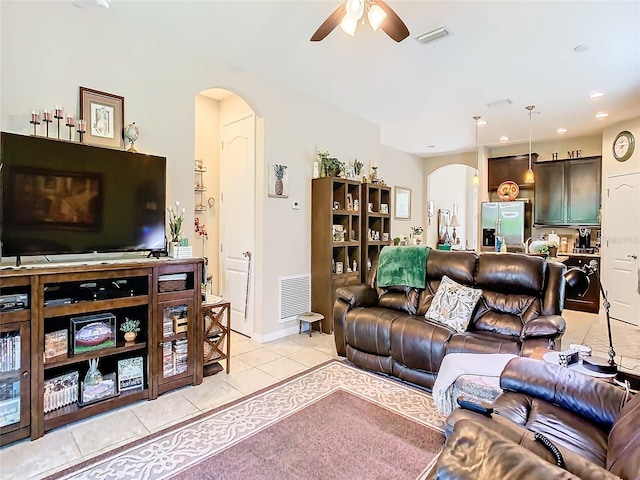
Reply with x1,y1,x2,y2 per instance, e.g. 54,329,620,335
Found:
0,322,30,437
159,301,193,382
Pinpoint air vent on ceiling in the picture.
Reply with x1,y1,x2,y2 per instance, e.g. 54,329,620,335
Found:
486,99,513,108
415,27,449,45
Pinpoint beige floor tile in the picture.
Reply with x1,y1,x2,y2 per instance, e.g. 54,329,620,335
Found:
231,333,262,355
223,367,279,395
292,347,335,367
256,356,308,379
228,355,254,373
0,428,81,479
70,408,149,457
181,375,244,411
234,347,282,367
131,390,199,432
263,338,307,357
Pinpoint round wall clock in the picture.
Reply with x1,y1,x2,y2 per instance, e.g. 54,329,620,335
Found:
612,130,635,162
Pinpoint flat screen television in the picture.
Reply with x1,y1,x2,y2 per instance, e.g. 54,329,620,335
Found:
1,132,166,259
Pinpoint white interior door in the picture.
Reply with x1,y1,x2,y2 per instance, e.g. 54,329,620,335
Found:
604,172,640,325
220,115,255,337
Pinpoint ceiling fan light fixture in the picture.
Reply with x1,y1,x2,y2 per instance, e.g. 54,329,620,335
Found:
340,15,359,36
367,4,387,31
345,0,365,20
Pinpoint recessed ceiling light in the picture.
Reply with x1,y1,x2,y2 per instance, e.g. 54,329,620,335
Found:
499,135,509,142
573,44,588,53
596,112,609,119
590,91,604,99
476,119,487,126
427,145,436,148
557,128,568,134
486,99,513,108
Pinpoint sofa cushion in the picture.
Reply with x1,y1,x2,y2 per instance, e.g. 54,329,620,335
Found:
606,392,640,479
389,316,453,375
471,292,536,337
378,286,419,315
344,307,398,356
494,392,609,467
476,253,546,296
426,276,482,332
446,331,521,355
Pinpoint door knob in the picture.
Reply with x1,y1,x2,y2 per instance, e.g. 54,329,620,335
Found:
629,254,638,259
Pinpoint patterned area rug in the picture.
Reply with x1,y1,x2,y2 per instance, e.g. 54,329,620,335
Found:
51,360,446,480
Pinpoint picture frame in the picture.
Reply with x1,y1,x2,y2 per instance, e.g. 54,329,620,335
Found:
44,329,68,361
268,164,289,198
117,356,144,392
380,203,389,214
79,87,125,149
335,261,344,274
345,166,356,180
394,186,412,220
346,193,353,211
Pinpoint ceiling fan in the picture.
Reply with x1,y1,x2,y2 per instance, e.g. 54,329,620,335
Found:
311,0,410,43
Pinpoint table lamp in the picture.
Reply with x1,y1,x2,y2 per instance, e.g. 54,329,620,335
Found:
564,260,617,374
449,214,460,244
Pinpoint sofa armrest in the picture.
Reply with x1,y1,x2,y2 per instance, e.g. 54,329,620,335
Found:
429,416,619,480
500,358,628,430
335,284,379,308
333,284,379,357
432,419,583,480
521,315,566,340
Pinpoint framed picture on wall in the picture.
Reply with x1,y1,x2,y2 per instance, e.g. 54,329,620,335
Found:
394,186,411,220
79,87,125,149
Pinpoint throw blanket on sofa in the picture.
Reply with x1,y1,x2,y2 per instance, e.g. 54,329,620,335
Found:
377,245,431,288
432,353,517,415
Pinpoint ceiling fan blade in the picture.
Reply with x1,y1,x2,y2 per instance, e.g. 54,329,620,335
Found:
310,3,345,42
374,0,410,42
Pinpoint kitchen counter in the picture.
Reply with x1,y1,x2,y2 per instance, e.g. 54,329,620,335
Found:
561,252,601,258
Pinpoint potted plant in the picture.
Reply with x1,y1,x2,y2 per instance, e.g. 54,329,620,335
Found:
120,317,141,342
167,201,185,257
393,236,401,246
317,150,344,177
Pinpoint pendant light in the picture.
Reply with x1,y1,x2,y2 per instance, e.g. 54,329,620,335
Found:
472,115,481,186
524,105,535,184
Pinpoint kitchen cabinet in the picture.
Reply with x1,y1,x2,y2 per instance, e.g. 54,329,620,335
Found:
488,154,538,191
564,255,600,313
534,156,601,227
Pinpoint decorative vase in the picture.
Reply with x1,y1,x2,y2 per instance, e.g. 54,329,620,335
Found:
84,359,103,387
275,178,284,196
124,331,137,342
124,122,139,153
414,235,422,245
168,241,179,258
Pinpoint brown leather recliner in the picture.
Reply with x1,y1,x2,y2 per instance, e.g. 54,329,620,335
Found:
445,358,639,480
333,250,567,389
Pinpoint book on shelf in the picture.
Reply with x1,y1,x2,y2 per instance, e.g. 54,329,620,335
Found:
0,333,20,373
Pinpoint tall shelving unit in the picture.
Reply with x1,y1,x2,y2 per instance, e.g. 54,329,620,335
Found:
361,183,392,282
311,177,362,333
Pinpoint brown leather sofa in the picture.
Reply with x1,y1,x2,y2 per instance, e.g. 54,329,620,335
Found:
333,250,567,389
444,358,639,480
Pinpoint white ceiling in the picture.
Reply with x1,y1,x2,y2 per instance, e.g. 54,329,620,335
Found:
105,1,640,156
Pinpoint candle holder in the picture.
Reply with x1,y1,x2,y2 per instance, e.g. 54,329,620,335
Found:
30,115,41,136
77,119,86,143
54,107,63,139
65,116,75,141
43,110,52,138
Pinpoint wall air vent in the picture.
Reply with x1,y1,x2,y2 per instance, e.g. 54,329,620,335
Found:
278,274,311,323
415,27,449,45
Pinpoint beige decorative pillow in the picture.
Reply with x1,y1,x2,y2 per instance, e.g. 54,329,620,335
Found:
426,275,482,332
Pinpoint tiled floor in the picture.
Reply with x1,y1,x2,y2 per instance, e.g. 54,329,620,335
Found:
1,311,638,479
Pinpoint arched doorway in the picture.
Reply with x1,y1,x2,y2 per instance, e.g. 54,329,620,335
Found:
426,165,478,250
195,88,257,338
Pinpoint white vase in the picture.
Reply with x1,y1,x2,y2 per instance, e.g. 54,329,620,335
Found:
168,242,179,258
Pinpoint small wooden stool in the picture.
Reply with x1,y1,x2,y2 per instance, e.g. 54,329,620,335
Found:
297,312,324,337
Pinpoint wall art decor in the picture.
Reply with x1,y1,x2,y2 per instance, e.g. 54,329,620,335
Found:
79,87,125,149
395,186,411,220
268,163,289,198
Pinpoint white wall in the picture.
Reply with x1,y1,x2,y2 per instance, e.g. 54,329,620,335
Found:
0,2,424,341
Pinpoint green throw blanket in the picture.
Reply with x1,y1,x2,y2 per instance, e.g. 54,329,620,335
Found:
377,245,431,289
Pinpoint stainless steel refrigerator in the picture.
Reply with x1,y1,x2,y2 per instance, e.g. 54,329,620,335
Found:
481,201,531,250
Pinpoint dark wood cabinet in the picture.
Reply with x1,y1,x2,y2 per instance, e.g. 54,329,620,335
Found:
311,178,361,333
534,156,601,227
488,154,538,191
564,256,600,313
361,183,392,282
0,258,203,445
